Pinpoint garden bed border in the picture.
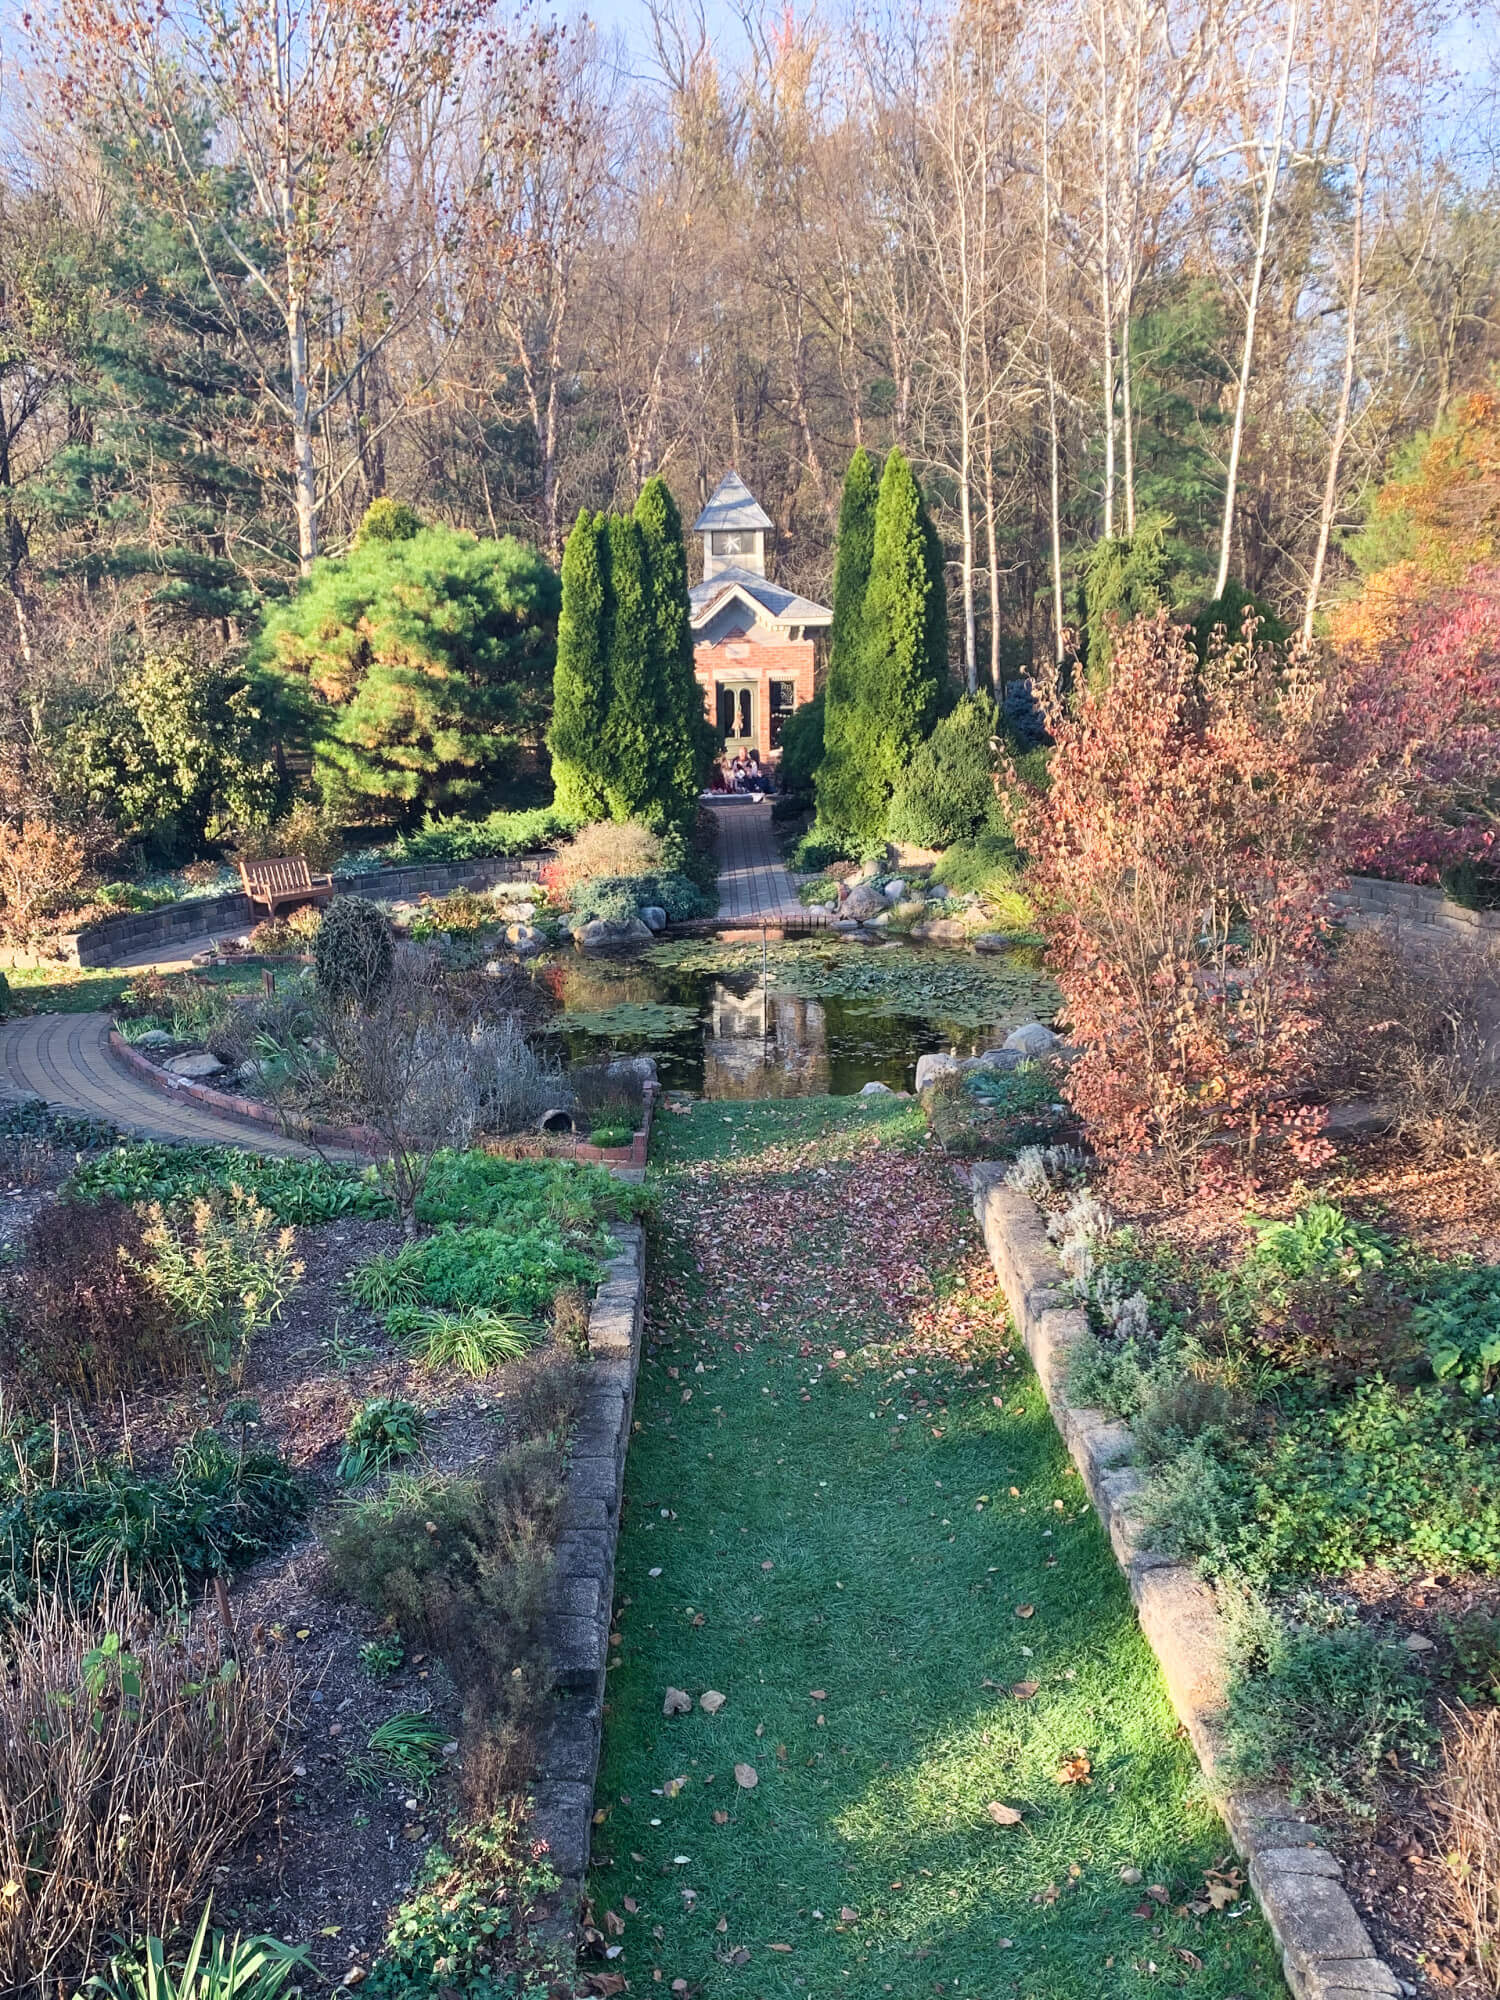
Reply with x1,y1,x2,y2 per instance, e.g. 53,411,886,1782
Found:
530,1213,648,1957
969,1166,1404,2000
43,854,549,969
108,1033,659,1166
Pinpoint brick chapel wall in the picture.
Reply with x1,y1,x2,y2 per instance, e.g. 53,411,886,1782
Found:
693,638,817,761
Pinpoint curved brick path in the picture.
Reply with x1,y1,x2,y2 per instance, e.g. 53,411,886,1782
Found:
706,796,801,920
1,1011,311,1152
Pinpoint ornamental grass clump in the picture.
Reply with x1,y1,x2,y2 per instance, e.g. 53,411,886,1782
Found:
0,1587,299,1994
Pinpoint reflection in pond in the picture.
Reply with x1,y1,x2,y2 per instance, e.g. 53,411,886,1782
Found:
704,984,829,1097
534,935,1057,1099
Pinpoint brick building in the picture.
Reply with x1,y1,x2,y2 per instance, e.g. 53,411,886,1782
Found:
690,472,831,766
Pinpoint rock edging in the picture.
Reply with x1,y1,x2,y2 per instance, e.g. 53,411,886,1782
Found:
530,1220,647,1948
970,1167,1403,2000
108,1030,379,1152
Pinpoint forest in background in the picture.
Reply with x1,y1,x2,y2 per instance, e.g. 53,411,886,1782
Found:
0,0,1497,852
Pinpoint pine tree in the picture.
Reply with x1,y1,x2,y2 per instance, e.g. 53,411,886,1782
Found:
548,509,613,820
257,506,560,819
634,477,712,824
815,447,880,841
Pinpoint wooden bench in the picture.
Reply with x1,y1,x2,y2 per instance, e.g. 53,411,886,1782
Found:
238,855,335,921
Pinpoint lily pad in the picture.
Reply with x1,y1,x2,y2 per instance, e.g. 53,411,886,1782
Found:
555,1002,699,1039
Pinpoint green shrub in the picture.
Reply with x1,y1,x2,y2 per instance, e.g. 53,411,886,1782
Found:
887,694,1002,849
0,1426,304,1616
568,870,713,925
776,686,824,800
789,827,850,872
70,1144,389,1223
587,1124,634,1149
0,969,9,1018
929,829,1034,925
314,895,395,1010
359,1635,406,1682
1240,1202,1392,1296
141,1189,303,1384
798,877,838,907
385,805,576,865
1412,1259,1500,1395
1148,1380,1500,1579
406,888,498,939
1225,1605,1435,1816
382,1224,597,1321
339,1397,426,1487
411,1151,646,1234
368,1876,514,1998
326,1437,567,1778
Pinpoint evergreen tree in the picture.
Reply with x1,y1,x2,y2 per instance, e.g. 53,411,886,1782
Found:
815,447,879,841
599,513,658,824
34,139,289,623
834,448,944,847
1079,516,1171,686
634,476,713,820
257,503,559,819
548,509,613,820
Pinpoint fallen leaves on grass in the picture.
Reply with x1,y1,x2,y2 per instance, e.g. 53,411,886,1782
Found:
699,1690,726,1713
1055,1752,1093,1785
987,1801,1023,1825
1011,1679,1039,1699
734,1762,758,1789
663,1687,692,1716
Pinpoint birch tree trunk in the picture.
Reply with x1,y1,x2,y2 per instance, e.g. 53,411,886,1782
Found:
1215,0,1298,601
1302,0,1382,643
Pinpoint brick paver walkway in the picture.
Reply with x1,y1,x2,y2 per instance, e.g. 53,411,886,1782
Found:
1,1011,311,1151
707,797,802,921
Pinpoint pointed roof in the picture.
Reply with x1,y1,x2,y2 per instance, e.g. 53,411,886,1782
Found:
690,567,832,629
693,471,773,534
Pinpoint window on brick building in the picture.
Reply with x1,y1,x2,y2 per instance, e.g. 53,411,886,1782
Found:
769,679,796,748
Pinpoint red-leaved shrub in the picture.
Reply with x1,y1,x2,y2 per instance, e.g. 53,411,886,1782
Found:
1010,616,1355,1186
1337,565,1500,886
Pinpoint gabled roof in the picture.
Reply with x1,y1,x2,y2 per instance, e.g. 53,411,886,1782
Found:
690,566,832,630
692,471,773,534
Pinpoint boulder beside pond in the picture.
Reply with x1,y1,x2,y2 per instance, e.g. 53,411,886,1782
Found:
1003,1021,1061,1058
575,916,653,951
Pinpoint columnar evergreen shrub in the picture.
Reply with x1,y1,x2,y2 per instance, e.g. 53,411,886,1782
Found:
776,685,824,801
549,487,705,835
815,447,879,841
845,448,945,843
548,509,613,821
635,477,714,815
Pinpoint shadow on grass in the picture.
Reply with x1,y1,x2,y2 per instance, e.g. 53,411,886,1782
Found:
586,1097,1286,1998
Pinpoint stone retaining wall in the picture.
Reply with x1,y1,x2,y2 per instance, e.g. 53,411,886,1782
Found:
532,1221,647,1943
1336,874,1500,945
970,1167,1402,2000
59,855,546,968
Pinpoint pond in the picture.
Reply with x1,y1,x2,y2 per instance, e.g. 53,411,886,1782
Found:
531,931,1058,1098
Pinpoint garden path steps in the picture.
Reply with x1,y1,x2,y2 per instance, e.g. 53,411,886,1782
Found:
0,1010,313,1152
706,796,802,921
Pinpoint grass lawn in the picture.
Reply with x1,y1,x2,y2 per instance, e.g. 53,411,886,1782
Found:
588,1096,1287,1998
5,961,268,1015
